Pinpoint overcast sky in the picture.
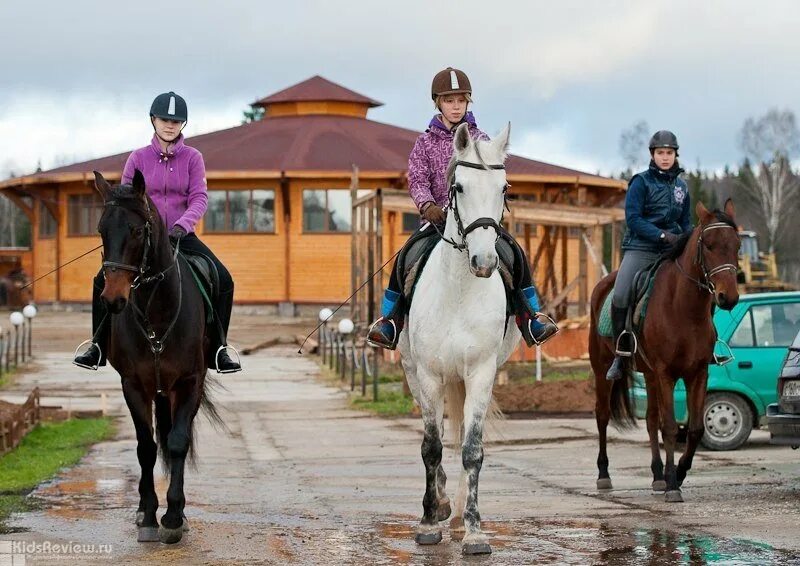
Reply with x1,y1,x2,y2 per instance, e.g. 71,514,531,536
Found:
2,1,800,179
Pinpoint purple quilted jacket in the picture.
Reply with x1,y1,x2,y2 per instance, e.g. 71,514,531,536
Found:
407,112,489,212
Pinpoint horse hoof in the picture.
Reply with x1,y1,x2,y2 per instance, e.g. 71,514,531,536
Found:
414,528,442,545
596,478,613,491
652,480,667,492
462,534,492,555
665,490,684,503
436,498,452,522
182,518,190,532
135,511,145,526
137,526,159,543
159,524,184,544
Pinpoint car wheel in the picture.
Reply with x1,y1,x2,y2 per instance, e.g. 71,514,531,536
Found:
700,392,754,451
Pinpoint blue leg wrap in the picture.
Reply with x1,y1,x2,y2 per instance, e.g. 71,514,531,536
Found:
381,289,401,318
522,286,545,332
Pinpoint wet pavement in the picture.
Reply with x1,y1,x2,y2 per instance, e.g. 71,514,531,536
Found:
1,313,799,564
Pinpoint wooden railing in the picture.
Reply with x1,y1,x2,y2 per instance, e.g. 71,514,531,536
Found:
0,387,41,455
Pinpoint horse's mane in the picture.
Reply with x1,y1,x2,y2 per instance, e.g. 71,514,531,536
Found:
660,209,738,261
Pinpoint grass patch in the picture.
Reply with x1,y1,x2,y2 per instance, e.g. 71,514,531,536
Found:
0,418,114,525
0,367,16,389
350,389,415,417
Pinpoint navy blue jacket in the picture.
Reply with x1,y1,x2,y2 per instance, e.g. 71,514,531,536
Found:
622,162,692,252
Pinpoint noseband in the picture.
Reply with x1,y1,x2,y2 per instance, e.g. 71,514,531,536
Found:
436,160,507,252
677,222,739,295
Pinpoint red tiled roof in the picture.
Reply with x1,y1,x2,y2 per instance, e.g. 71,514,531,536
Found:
252,75,383,108
45,115,609,181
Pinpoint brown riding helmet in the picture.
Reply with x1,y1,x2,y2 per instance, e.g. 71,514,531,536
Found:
431,67,472,100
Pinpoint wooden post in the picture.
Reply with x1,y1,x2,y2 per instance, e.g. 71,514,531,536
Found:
350,167,359,320
578,227,588,316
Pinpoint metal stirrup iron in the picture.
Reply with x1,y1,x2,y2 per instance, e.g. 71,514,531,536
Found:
215,344,242,374
615,330,637,358
73,339,102,371
530,313,559,345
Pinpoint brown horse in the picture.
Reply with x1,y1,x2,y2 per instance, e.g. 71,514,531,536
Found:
93,170,222,544
590,199,740,503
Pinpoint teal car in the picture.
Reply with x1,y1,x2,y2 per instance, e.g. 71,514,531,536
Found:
632,291,800,450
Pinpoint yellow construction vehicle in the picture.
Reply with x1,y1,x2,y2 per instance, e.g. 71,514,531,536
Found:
738,230,796,292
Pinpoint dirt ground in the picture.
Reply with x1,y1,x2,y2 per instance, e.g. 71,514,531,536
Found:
1,309,799,565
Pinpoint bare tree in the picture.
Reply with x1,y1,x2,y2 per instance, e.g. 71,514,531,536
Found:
619,120,650,176
737,109,800,254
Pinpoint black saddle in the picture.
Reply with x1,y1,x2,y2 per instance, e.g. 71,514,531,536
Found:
396,223,518,317
180,251,219,321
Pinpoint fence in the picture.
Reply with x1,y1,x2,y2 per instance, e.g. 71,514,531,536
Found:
318,323,382,402
0,312,36,381
0,387,40,455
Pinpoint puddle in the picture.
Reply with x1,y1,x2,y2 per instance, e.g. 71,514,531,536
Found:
372,518,799,565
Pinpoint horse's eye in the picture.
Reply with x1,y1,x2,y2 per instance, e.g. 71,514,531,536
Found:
502,183,510,193
452,183,464,193
132,226,144,237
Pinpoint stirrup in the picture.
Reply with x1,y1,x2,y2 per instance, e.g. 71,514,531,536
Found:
529,312,559,346
215,345,242,374
713,340,735,366
73,339,101,371
366,317,398,349
615,330,637,358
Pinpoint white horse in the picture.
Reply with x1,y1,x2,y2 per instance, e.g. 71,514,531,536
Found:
397,122,520,555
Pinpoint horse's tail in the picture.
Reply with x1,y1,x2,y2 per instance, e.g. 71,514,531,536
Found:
609,364,637,429
154,394,173,472
187,373,228,470
445,381,505,453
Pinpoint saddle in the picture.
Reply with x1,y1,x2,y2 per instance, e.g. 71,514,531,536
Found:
598,258,667,339
396,224,517,316
180,251,219,323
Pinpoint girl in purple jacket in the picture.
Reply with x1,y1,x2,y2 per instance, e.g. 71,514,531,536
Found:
367,68,558,349
74,92,241,373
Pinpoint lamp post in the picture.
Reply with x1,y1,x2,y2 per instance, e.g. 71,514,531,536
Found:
338,318,354,381
23,305,37,360
319,308,333,364
9,312,24,368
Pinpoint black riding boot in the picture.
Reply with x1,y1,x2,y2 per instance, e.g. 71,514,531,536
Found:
210,288,241,373
367,261,405,350
606,305,630,381
73,274,109,370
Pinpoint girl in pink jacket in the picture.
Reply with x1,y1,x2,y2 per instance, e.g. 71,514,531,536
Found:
74,92,241,373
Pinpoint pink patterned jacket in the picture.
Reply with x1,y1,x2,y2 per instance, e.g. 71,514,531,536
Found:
407,112,489,212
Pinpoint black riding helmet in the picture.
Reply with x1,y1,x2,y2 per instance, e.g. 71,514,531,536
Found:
150,91,188,123
649,130,679,151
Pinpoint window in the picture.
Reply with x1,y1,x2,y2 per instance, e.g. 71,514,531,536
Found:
729,310,755,347
303,190,351,233
67,194,103,236
731,303,800,348
204,189,275,233
39,202,57,238
402,212,421,233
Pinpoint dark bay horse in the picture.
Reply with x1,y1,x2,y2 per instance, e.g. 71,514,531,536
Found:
590,199,740,503
94,170,222,544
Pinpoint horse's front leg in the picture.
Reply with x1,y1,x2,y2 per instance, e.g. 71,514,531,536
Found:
122,381,159,542
414,373,445,546
645,374,666,491
655,370,682,503
460,362,496,555
159,378,201,544
677,368,710,487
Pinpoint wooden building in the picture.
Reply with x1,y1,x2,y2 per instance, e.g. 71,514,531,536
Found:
0,76,625,312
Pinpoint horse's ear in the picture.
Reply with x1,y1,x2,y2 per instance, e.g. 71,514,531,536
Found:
492,122,511,160
454,122,471,153
93,171,110,199
695,201,712,224
131,169,146,199
724,198,736,220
